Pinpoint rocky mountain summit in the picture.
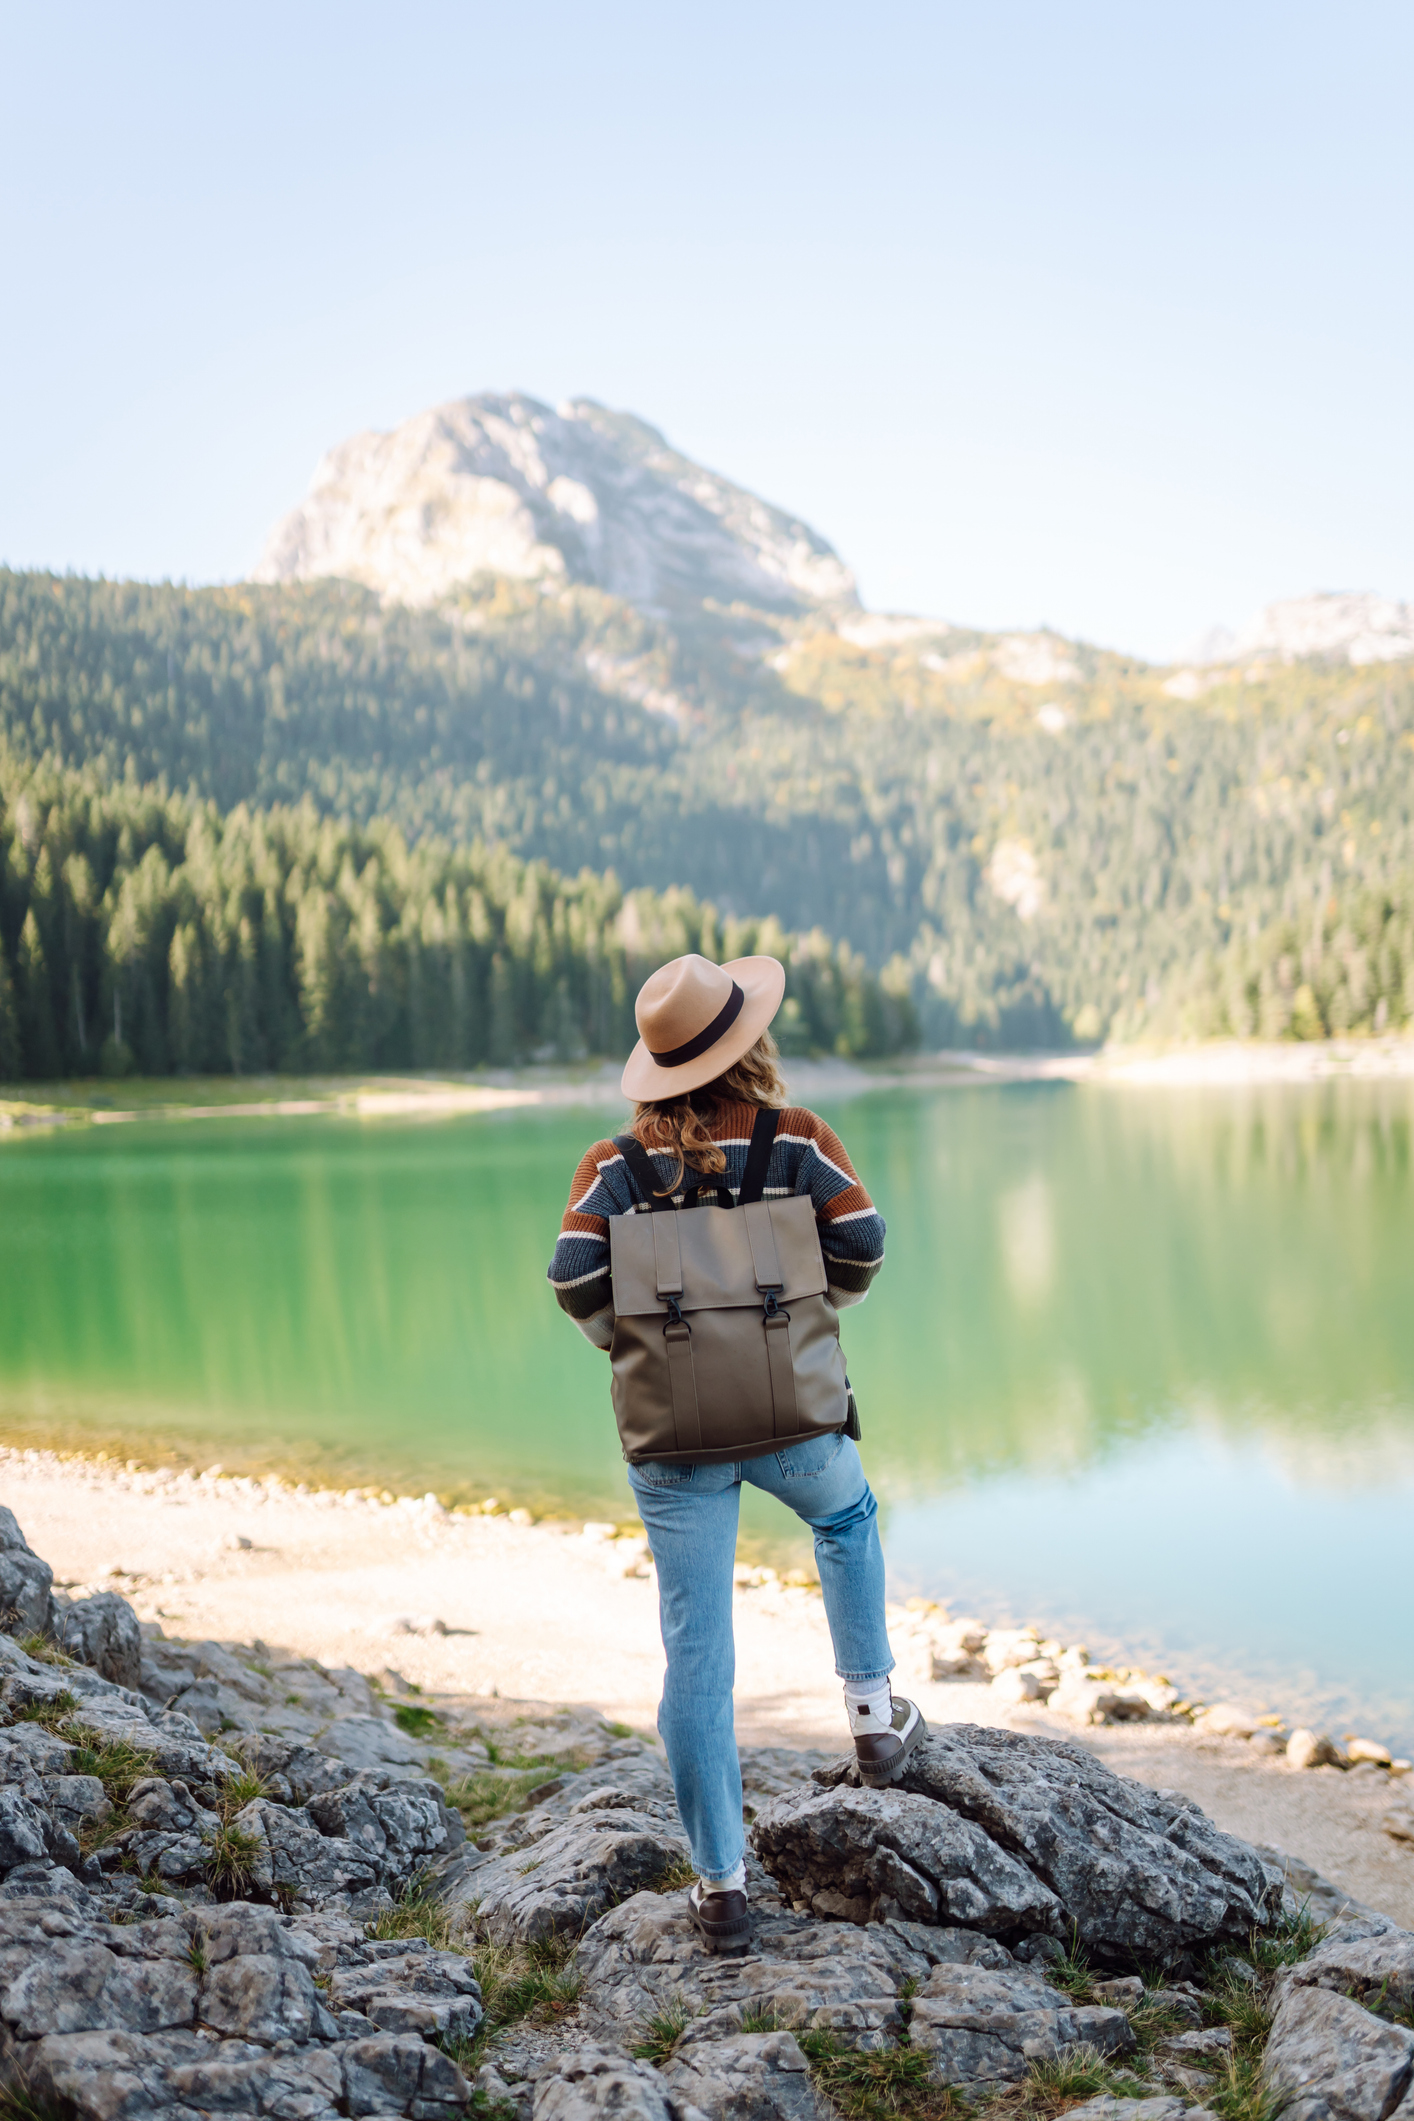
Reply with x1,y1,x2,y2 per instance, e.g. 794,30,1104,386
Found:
1186,591,1414,670
3,1503,1413,2121
254,394,858,619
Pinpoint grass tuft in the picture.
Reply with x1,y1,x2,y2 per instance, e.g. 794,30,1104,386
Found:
366,1873,456,1949
631,1999,691,2064
466,1932,582,2061
15,1691,80,1728
204,1821,263,1899
1043,1926,1095,2004
0,2082,73,2121
650,1858,697,1895
797,2031,939,2121
435,1764,571,1838
57,1727,157,1805
18,1633,76,1669
394,1703,443,1739
215,1768,269,1819
1250,1901,1325,1972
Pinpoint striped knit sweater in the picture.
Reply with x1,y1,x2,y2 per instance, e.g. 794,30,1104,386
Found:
547,1103,886,1348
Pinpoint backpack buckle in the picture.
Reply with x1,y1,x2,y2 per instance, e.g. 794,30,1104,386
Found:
762,1288,789,1324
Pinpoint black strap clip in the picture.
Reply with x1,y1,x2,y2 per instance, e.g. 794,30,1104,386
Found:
762,1289,789,1322
663,1296,688,1333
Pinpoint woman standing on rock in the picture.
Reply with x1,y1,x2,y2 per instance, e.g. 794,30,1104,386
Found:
547,953,924,1953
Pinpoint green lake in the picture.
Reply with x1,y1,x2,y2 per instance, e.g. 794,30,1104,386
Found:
1,1080,1411,1751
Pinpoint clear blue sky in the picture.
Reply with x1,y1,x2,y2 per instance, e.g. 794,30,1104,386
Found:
2,1,1410,661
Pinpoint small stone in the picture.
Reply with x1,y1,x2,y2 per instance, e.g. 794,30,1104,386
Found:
989,1667,1045,1706
1346,1738,1393,1768
1193,1703,1259,1739
1286,1729,1346,1771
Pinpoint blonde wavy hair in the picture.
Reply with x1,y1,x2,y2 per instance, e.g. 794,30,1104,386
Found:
631,1030,788,1193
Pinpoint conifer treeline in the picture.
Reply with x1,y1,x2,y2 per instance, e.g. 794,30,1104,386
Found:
1152,875,1414,1040
0,753,917,1082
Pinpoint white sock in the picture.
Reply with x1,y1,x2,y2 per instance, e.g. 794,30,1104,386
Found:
695,1860,746,1895
844,1679,894,1735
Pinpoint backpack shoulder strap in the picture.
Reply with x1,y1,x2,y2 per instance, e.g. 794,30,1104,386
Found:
739,1106,781,1206
613,1133,675,1212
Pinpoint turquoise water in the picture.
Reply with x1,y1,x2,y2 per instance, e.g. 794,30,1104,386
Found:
1,1080,1411,1748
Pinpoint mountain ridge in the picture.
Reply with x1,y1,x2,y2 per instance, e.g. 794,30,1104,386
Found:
255,391,858,620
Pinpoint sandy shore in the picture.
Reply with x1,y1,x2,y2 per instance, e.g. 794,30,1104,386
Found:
4,1445,1410,1929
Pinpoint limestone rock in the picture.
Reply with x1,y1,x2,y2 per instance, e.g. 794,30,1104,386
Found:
255,394,857,618
0,1508,57,1638
574,1884,1013,2043
327,1945,483,2042
454,1806,690,1944
0,1787,52,1874
1263,1982,1414,2120
906,1961,1134,2089
1276,1924,1414,2017
749,1781,1060,1933
229,1797,382,1906
54,1593,143,1690
307,1770,464,1875
532,2044,706,2121
1192,1704,1260,1739
757,1728,1275,1961
1286,1729,1346,1771
658,2027,830,2121
317,1713,425,1775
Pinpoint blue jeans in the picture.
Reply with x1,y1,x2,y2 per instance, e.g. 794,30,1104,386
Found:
627,1430,893,1883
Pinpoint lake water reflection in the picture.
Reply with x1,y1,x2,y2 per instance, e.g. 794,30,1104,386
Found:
1,1080,1410,1748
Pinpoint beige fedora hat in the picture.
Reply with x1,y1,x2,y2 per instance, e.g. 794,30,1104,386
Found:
622,953,786,1102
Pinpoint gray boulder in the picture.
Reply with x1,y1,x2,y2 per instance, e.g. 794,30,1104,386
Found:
1263,1982,1414,2121
451,1807,690,1944
0,1508,56,1638
658,2026,830,2121
327,1944,483,2042
1277,1923,1414,2019
227,1797,382,1907
54,1592,143,1690
306,1770,464,1878
907,1961,1134,2091
749,1781,1059,1932
756,1728,1277,1960
532,2044,706,2121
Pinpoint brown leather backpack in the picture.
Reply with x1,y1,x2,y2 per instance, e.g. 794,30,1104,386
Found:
608,1108,856,1465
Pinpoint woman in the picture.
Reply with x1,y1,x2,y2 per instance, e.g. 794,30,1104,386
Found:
547,952,924,1952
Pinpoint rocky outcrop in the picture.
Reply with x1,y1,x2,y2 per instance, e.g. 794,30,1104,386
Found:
0,1895,477,2120
255,393,858,618
752,1727,1278,1962
0,1506,56,1638
3,1505,1413,2121
53,1590,144,1689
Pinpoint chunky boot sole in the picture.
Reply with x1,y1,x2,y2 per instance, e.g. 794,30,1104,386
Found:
856,1701,928,1788
688,1887,752,1954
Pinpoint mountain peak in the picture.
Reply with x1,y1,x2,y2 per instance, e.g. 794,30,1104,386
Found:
1187,590,1414,668
253,391,857,618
